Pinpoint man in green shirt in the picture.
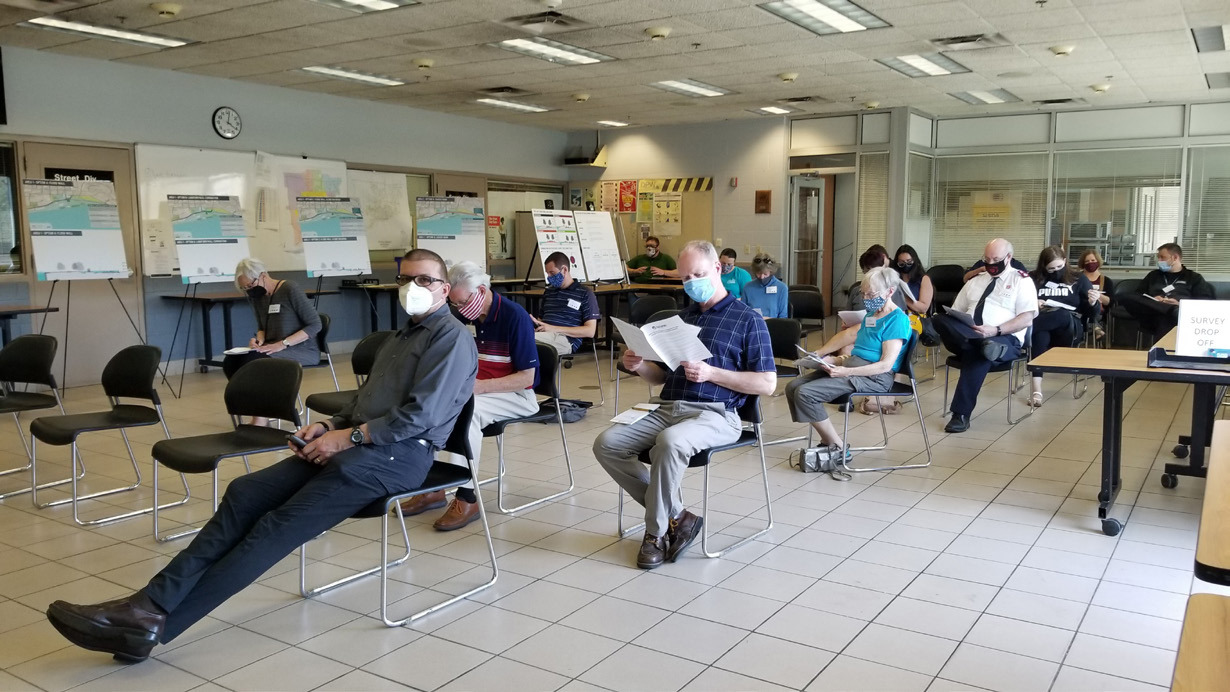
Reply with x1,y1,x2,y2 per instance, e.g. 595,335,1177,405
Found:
626,236,676,281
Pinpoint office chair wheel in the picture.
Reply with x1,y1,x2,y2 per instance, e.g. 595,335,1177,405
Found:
562,360,573,369
1172,444,1189,459
1100,518,1122,537
1160,473,1178,490
199,365,209,373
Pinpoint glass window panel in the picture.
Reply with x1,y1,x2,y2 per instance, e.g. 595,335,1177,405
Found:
0,144,20,273
1185,145,1230,275
856,151,889,269
933,153,1049,268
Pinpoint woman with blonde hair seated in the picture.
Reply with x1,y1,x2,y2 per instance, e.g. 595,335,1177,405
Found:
223,257,322,380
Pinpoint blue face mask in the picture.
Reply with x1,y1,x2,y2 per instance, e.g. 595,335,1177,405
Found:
760,275,773,286
684,277,716,303
1157,260,1172,273
546,272,564,288
863,295,887,313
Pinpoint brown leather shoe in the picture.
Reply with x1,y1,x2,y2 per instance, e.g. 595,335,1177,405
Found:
666,510,704,563
637,533,666,569
433,497,480,531
46,595,166,662
397,489,447,516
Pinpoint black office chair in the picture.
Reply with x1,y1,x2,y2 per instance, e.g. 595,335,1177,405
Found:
479,343,574,514
30,345,184,526
927,264,966,311
834,334,933,472
1108,279,1143,349
0,335,68,501
613,305,680,413
766,317,802,385
610,295,677,381
300,396,497,626
941,327,1034,425
788,284,821,294
788,291,826,346
305,313,339,391
616,396,773,559
305,330,394,422
150,359,303,542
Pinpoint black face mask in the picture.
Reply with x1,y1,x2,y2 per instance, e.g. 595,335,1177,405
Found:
1045,268,1066,283
246,285,267,299
897,261,914,273
985,259,1007,277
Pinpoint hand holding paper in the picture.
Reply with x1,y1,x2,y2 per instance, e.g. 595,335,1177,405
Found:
611,316,713,371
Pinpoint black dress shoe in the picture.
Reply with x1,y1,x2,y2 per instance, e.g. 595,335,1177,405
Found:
47,596,166,663
666,510,704,563
637,533,667,569
944,414,970,433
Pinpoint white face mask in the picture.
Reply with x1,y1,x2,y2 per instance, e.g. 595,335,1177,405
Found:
399,282,440,317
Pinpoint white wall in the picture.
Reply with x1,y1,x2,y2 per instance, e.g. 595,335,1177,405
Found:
569,118,788,263
1,48,569,181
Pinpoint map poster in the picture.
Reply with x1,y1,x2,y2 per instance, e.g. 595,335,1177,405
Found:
653,191,682,237
415,196,486,271
636,192,654,222
297,197,372,277
530,209,588,281
347,169,412,251
168,195,249,284
23,178,129,281
599,181,619,212
618,180,637,213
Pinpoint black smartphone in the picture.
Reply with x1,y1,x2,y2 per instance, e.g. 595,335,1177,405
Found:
288,434,308,449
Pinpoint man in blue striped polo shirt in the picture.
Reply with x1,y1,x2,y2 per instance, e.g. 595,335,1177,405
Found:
532,251,601,356
593,240,776,569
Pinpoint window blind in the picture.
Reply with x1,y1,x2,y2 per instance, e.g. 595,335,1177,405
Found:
1185,146,1230,275
857,152,889,265
933,153,1049,268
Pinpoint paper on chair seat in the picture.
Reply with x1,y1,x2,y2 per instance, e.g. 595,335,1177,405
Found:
611,403,659,425
611,315,712,371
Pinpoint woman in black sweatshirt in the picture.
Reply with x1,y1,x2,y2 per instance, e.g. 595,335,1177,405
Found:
1028,246,1101,407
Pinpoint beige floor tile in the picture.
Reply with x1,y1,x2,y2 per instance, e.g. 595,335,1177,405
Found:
213,646,352,691
314,669,419,691
579,644,706,692
298,616,423,668
806,654,932,691
985,589,1087,630
939,643,1060,692
633,612,747,665
874,597,981,640
69,657,207,692
713,632,835,689
559,595,669,642
900,574,1000,612
755,602,868,653
682,666,795,692
964,613,1075,662
502,624,622,678
154,627,288,679
716,564,816,602
1050,665,1167,691
1064,633,1177,687
362,635,491,691
438,656,570,692
844,623,959,676
1078,605,1183,650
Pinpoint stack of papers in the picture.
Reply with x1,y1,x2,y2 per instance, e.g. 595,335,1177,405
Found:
610,316,713,370
610,403,660,425
794,345,834,372
1042,299,1075,311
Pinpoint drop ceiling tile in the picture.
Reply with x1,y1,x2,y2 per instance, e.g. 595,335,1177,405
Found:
288,79,373,95
313,4,489,39
236,71,328,87
683,6,784,32
0,6,39,27
46,38,163,60
1199,52,1230,71
0,24,82,48
56,0,251,29
606,17,712,42
877,1,982,25
992,8,1089,30
709,22,818,46
1090,14,1192,36
1077,0,1184,21
179,52,316,78
155,0,357,41
1001,24,1099,44
116,33,312,69
566,0,674,26
904,18,1000,41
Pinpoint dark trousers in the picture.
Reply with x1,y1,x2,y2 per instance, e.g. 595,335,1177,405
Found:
222,351,270,380
933,315,1021,417
1028,309,1078,376
1119,293,1178,343
145,439,434,642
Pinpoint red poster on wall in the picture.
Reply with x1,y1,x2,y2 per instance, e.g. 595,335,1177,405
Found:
618,180,637,213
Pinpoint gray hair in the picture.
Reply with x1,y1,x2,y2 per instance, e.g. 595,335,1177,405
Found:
447,260,491,292
679,240,719,263
751,252,778,275
234,257,266,290
864,266,916,301
988,238,1014,258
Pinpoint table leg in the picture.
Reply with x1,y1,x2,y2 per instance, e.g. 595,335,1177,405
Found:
387,292,398,330
199,302,215,369
1164,382,1218,480
0,317,10,346
1098,376,1132,535
365,290,378,332
222,302,234,351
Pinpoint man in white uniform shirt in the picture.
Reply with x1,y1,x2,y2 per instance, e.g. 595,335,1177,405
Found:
932,238,1037,433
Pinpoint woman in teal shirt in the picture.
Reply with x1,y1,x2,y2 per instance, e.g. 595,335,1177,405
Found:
719,248,754,299
784,266,912,457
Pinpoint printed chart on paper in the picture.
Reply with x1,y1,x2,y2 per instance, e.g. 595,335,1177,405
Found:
296,196,372,277
23,178,128,280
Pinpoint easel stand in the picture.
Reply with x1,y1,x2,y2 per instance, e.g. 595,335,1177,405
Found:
161,282,199,400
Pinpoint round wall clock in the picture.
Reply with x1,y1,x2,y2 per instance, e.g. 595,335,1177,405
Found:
212,106,242,139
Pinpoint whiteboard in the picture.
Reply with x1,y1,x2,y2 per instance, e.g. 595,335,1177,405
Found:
531,209,588,281
135,144,256,277
573,210,625,281
347,169,412,251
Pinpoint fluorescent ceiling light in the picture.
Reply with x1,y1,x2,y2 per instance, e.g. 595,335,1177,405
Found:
308,0,417,12
950,89,1021,104
651,79,731,97
20,16,191,47
758,0,889,35
495,37,613,65
748,105,801,115
1207,72,1230,89
597,120,630,127
878,53,970,77
302,65,404,86
1191,25,1229,52
477,98,551,113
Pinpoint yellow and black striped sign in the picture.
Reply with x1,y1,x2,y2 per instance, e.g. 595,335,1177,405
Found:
638,177,713,193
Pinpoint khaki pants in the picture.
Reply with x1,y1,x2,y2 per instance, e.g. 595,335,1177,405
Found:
534,331,573,356
450,389,540,489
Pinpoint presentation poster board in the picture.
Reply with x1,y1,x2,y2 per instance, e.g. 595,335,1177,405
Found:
346,169,412,251
23,178,129,280
254,152,348,268
531,209,588,281
169,195,249,284
572,210,625,282
296,197,372,277
1176,300,1230,357
415,196,486,270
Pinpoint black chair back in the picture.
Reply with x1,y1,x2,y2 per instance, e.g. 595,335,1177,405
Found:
533,342,562,399
1115,278,1142,299
0,334,58,388
896,332,920,380
765,318,802,361
647,309,680,324
442,396,476,460
101,344,163,404
788,291,824,320
225,358,303,426
735,395,762,425
352,330,395,378
316,313,332,357
1213,281,1230,301
927,264,966,309
629,296,677,325
788,284,820,294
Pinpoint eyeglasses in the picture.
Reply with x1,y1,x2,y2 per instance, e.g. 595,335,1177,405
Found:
645,245,659,250
396,274,445,287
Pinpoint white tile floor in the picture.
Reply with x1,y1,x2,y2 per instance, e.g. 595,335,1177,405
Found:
0,344,1223,691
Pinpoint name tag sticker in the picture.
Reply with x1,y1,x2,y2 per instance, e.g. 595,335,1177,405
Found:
1163,284,1175,294
268,304,281,314
567,299,582,310
1045,281,1060,289
865,317,876,327
766,285,778,294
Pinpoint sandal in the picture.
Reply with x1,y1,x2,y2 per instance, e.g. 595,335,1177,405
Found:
1028,392,1044,408
858,399,900,415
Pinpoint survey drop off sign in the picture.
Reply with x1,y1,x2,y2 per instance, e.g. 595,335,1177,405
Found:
1176,300,1230,358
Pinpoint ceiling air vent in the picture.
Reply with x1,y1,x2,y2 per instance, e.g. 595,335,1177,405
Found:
779,96,829,104
499,11,593,36
929,33,1011,51
478,86,536,98
1035,97,1087,106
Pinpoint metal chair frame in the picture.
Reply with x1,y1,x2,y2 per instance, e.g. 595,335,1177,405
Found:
941,327,1035,426
558,337,605,406
837,335,933,473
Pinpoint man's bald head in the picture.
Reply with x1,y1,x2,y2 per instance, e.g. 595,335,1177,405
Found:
985,238,1012,262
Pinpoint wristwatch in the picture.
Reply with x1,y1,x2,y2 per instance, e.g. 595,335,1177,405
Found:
349,427,365,445
996,326,1002,336
282,339,291,348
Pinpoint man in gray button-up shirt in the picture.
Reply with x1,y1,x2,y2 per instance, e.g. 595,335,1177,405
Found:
46,249,478,660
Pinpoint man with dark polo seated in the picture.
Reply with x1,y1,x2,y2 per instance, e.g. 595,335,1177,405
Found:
45,248,477,663
532,251,601,356
1119,243,1215,344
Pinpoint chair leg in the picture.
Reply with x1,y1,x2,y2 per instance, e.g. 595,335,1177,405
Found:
326,354,339,391
1006,363,1034,425
299,502,413,598
0,409,81,500
839,389,932,473
591,342,605,406
617,489,646,538
495,411,575,514
153,461,205,542
702,424,773,558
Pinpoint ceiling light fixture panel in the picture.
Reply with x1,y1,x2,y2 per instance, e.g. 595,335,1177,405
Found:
749,105,800,115
651,78,731,97
878,53,969,77
307,0,417,13
758,0,889,36
477,98,551,113
1191,26,1229,53
495,36,614,65
1207,72,1230,89
598,120,630,127
302,65,405,86
950,89,1021,104
20,16,192,47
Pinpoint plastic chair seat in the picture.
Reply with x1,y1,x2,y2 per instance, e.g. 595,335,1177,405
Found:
0,391,59,414
351,461,471,518
945,355,1014,373
635,429,759,469
152,425,295,474
831,380,915,405
480,407,556,436
304,390,356,418
775,364,800,379
31,404,161,446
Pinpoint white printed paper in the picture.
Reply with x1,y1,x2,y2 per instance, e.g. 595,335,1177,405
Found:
838,310,866,327
611,315,712,371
